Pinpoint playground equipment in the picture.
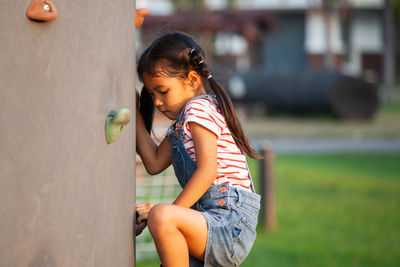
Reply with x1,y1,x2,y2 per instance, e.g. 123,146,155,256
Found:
26,0,58,22
0,1,149,266
105,108,132,144
135,8,149,29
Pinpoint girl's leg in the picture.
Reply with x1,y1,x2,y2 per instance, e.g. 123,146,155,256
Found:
147,203,208,267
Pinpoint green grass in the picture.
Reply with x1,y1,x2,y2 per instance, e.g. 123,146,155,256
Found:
243,154,400,267
136,154,400,267
381,99,400,113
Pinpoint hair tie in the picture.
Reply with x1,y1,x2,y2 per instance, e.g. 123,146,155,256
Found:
207,74,213,80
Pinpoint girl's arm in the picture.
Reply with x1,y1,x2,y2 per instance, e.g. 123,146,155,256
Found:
173,122,218,208
136,105,172,174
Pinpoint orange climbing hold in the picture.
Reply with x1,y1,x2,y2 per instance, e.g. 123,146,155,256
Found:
135,8,149,28
26,0,58,22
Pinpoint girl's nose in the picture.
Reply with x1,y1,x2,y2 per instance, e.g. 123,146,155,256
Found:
154,97,162,108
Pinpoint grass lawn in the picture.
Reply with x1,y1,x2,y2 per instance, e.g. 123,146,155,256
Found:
243,154,400,267
137,153,400,267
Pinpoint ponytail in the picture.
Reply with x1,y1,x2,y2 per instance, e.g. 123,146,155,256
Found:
139,87,154,133
188,47,261,159
208,78,262,159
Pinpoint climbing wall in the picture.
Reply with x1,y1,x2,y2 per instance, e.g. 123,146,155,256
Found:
0,0,136,266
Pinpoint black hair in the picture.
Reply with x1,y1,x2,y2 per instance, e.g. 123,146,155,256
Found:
137,32,261,159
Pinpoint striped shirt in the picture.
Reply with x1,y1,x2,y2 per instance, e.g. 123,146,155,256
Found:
181,98,252,192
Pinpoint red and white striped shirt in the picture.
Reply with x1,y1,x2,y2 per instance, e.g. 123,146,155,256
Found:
181,97,252,192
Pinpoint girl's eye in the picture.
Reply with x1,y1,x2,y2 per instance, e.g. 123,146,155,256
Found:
160,90,169,95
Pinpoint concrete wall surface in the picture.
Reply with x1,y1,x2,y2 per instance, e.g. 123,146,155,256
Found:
0,0,136,266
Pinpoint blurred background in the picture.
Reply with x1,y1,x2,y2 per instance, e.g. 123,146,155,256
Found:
135,0,400,266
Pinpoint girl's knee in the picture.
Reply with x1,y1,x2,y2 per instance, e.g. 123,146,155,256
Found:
147,203,174,231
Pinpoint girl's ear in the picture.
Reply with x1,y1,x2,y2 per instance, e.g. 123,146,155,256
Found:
187,70,202,90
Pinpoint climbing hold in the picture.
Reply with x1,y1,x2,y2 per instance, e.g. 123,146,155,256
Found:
135,8,149,28
26,0,58,22
105,108,132,144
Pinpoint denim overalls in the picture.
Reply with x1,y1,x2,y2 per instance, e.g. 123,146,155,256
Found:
167,94,261,267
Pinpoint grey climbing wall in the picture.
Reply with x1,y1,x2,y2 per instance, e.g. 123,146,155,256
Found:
0,0,136,266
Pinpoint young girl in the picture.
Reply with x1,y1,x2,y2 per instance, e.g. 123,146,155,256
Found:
135,32,261,267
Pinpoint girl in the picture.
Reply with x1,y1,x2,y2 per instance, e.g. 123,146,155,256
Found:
135,32,261,267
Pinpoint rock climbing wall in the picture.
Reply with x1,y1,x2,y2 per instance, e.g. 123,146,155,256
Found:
0,0,136,266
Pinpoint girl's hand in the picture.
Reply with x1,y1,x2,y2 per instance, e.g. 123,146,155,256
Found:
135,202,154,235
136,202,154,223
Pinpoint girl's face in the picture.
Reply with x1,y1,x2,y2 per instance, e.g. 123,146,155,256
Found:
142,71,204,120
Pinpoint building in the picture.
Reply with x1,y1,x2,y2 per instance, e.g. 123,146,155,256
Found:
137,0,386,83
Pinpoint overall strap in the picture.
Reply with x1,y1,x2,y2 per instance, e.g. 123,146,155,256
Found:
246,165,256,193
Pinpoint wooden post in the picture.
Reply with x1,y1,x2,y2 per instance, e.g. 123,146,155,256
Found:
260,141,276,231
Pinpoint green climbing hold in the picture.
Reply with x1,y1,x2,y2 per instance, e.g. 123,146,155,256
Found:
105,108,131,144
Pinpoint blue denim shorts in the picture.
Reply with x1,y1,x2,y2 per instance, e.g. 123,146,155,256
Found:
190,184,261,267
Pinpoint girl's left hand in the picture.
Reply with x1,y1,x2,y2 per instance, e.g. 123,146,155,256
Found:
136,220,147,236
136,202,154,222
135,202,154,236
